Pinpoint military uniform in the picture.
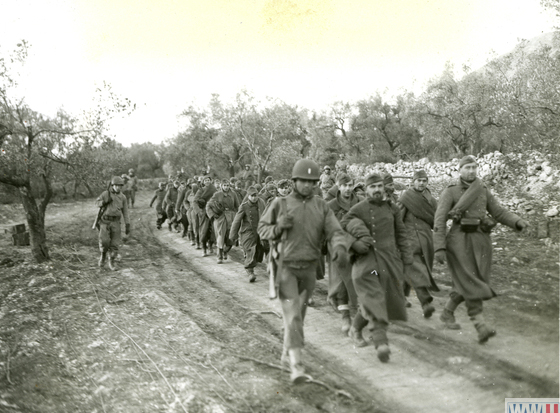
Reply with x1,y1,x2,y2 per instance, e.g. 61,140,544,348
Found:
128,172,138,207
193,181,217,254
149,186,167,229
206,188,239,262
164,184,179,231
96,184,130,269
319,170,335,199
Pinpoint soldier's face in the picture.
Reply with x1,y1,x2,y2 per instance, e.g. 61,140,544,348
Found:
278,186,290,197
248,193,258,203
366,182,384,201
294,179,317,197
204,178,211,186
385,182,394,194
339,182,354,198
413,178,428,192
460,163,478,182
112,184,122,193
222,183,230,192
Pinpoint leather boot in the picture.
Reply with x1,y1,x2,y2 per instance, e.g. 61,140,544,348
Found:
202,247,208,257
217,249,223,264
440,298,461,329
376,344,391,363
98,252,107,268
340,310,351,336
471,314,496,344
349,326,368,347
422,302,435,318
288,349,311,384
246,268,256,283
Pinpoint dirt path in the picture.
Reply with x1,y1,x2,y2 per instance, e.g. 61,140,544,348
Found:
0,191,558,412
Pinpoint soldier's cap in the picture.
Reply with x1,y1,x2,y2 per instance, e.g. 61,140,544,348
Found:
158,182,165,187
187,178,195,184
383,173,393,184
229,177,238,184
337,173,353,186
324,165,331,170
222,178,230,185
266,183,277,191
264,176,274,183
365,173,384,187
413,170,428,181
353,182,365,190
247,186,258,195
203,175,212,181
277,179,290,188
459,155,477,169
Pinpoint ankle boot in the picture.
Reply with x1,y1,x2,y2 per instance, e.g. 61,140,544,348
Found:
98,252,107,268
288,349,311,384
471,314,496,344
440,298,461,329
217,249,223,264
349,326,367,347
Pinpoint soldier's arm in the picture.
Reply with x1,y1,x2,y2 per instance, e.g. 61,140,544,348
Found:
230,205,245,239
323,205,346,250
257,198,282,241
339,203,360,230
393,204,413,265
149,191,157,207
486,190,524,229
96,191,109,208
122,197,130,225
176,189,186,211
433,188,454,251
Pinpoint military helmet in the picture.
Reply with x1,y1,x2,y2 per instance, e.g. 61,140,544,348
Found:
291,159,320,181
129,168,134,173
111,176,124,186
324,165,331,170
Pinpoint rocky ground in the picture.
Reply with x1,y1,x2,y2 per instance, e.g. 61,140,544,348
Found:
0,190,558,413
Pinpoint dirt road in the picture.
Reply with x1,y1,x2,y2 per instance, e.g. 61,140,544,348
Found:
0,191,558,412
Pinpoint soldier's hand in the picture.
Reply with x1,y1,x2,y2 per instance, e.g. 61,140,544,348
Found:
516,219,529,231
277,214,294,230
125,223,131,235
435,250,446,264
351,240,370,254
332,245,349,267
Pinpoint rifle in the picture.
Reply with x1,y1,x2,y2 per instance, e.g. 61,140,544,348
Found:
92,181,112,230
269,198,287,299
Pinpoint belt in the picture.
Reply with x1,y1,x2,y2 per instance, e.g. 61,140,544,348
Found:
103,215,121,222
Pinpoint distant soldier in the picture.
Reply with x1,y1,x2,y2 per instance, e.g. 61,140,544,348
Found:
242,164,255,189
164,180,180,231
276,179,291,198
233,180,247,204
121,174,132,208
206,179,239,264
258,159,348,384
434,156,528,342
383,173,398,203
259,183,278,205
341,173,411,362
149,182,167,229
128,168,139,208
194,176,217,256
186,181,199,244
96,176,130,271
398,170,439,318
230,186,266,282
327,173,360,335
175,180,191,237
319,165,336,199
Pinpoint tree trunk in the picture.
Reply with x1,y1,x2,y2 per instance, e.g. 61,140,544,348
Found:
18,185,50,262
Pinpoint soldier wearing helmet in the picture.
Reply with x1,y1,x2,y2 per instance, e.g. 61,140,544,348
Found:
95,176,131,270
319,165,336,199
121,174,132,208
128,168,139,208
258,159,348,384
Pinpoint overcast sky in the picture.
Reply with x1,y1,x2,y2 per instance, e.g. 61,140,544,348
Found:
2,0,556,146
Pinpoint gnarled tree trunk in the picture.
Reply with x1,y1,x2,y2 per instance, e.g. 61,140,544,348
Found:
18,185,50,262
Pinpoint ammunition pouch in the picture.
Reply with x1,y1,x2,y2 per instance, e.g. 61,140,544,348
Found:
460,218,480,233
480,216,497,234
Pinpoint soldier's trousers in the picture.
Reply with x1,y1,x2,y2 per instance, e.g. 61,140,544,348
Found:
328,257,358,315
278,260,318,350
449,291,483,317
130,189,136,207
98,219,122,257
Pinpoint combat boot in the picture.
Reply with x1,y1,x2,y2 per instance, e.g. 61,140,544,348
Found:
440,298,461,329
168,223,172,232
471,314,496,344
202,247,208,257
340,310,351,336
217,249,223,264
246,268,256,283
288,349,312,384
422,302,435,318
349,326,367,347
376,344,391,363
98,252,107,268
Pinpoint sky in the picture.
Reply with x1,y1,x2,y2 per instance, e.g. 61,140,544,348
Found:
1,0,557,147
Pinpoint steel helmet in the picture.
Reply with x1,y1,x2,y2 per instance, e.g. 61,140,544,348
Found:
129,168,134,173
111,176,124,185
291,159,320,181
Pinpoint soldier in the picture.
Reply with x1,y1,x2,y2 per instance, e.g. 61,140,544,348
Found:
319,165,336,199
398,170,439,318
434,156,528,342
242,164,255,189
230,186,266,282
164,180,180,232
128,168,139,208
206,179,239,264
149,182,167,229
194,176,217,256
121,174,132,208
258,159,348,384
260,183,278,205
233,180,247,204
276,179,291,198
175,180,191,237
340,173,411,362
186,181,199,245
327,173,360,335
383,173,398,203
96,176,130,271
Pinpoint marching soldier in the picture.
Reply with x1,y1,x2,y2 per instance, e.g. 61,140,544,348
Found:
149,182,167,229
230,186,266,282
242,164,255,189
164,180,180,232
398,170,440,318
206,179,239,264
96,176,130,271
319,165,336,199
194,176,217,256
434,155,528,342
128,168,139,208
340,173,411,362
258,159,348,384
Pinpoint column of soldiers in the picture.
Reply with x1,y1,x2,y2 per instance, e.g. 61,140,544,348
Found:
98,156,528,384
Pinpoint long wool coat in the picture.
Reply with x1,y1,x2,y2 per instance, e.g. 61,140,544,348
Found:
207,190,239,249
341,199,412,323
433,179,522,300
231,197,266,268
399,188,439,291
